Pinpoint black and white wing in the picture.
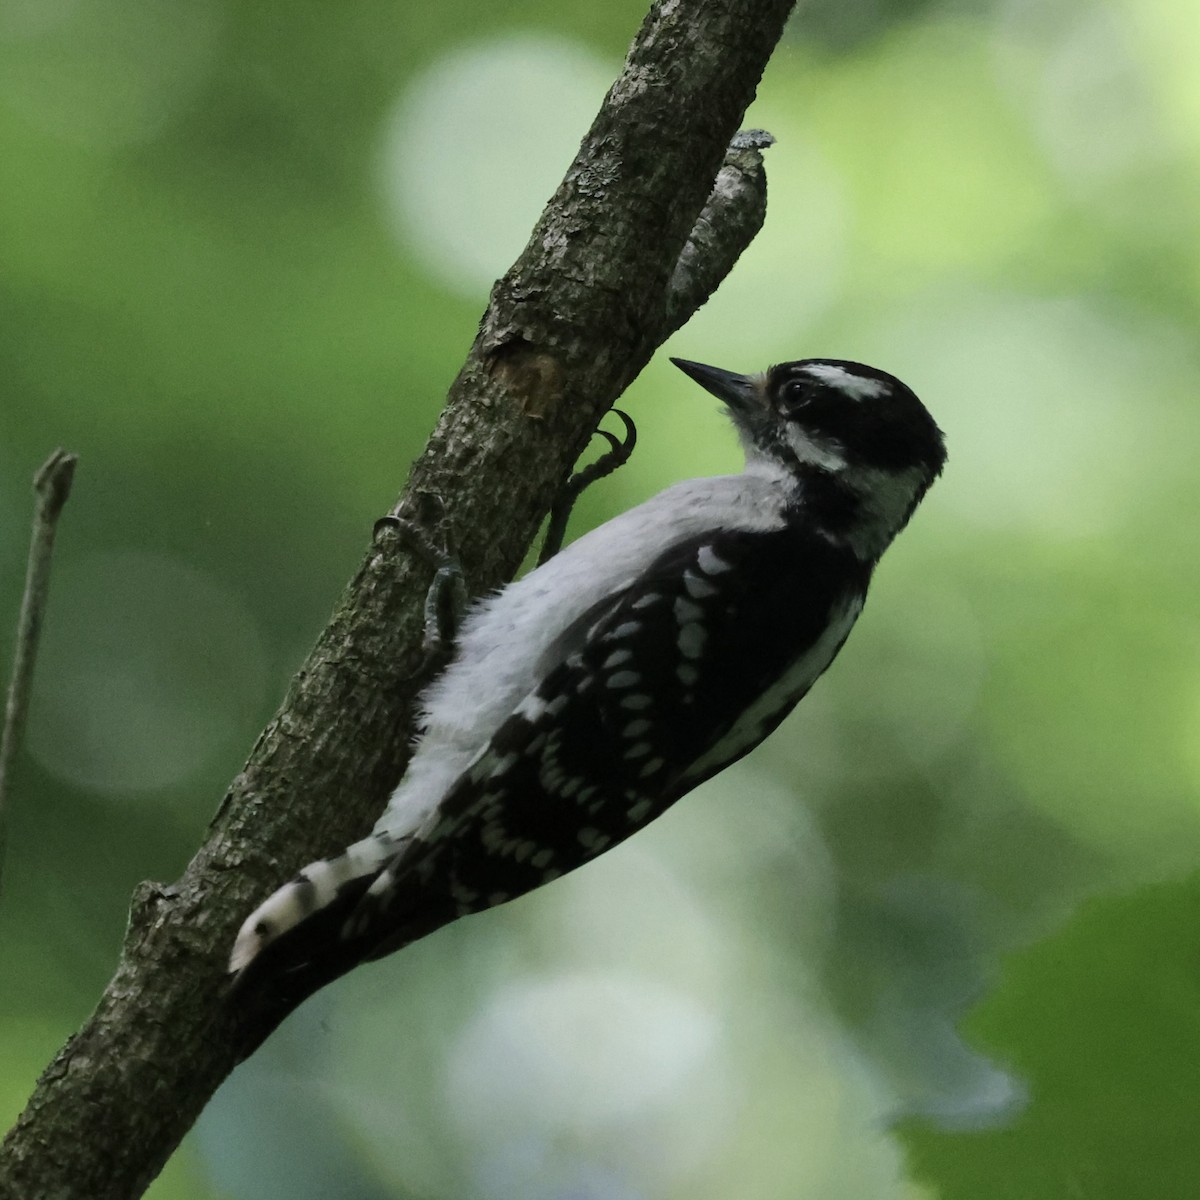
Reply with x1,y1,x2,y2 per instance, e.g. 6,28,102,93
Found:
233,525,868,1001
359,526,868,929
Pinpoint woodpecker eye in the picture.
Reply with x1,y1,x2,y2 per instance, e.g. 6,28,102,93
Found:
781,378,818,411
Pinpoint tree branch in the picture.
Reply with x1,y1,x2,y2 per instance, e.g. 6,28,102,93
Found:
0,1,794,1196
0,449,77,895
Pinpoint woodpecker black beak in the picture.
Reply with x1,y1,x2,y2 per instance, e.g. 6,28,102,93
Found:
670,358,757,413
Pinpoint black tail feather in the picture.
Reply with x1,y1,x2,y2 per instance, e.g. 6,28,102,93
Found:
228,866,457,1059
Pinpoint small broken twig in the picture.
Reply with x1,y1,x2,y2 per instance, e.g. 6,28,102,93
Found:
0,449,78,891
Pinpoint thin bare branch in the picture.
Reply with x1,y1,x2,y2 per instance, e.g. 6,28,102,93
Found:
0,449,77,892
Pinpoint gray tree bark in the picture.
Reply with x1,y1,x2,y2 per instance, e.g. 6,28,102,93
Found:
0,1,795,1196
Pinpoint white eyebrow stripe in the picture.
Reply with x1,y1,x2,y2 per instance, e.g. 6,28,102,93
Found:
799,363,887,400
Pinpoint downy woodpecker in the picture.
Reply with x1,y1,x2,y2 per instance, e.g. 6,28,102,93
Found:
230,356,946,995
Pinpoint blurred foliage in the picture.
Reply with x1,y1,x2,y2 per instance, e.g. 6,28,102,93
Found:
903,875,1200,1200
2,0,1199,1197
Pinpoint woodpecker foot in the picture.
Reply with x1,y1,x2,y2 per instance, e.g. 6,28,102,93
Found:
374,497,468,662
538,409,637,565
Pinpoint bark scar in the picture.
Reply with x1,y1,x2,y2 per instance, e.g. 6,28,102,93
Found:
486,339,566,419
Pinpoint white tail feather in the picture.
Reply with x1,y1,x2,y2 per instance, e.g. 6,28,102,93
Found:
228,834,395,974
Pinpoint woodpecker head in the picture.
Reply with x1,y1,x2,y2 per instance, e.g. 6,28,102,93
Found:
671,356,947,555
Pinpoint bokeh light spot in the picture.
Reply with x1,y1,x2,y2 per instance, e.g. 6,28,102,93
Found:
443,971,733,1197
378,34,615,297
445,972,723,1127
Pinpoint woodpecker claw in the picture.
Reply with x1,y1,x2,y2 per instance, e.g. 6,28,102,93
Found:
539,409,638,565
595,429,621,455
373,496,467,669
421,557,467,659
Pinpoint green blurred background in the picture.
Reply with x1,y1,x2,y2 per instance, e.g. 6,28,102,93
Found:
2,0,1199,1197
